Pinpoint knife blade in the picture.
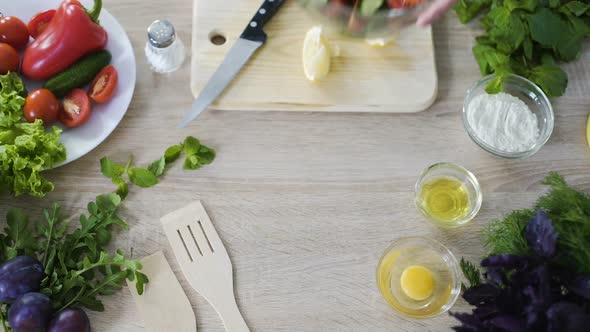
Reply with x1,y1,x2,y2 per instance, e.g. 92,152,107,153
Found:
180,0,285,127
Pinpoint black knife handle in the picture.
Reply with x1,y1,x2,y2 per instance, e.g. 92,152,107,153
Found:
240,0,285,43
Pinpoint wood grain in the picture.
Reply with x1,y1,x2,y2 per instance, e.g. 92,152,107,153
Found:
1,0,590,331
191,0,437,113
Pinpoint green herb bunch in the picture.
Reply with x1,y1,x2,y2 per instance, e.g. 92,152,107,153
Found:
454,0,590,97
0,136,215,331
100,136,215,199
483,172,590,274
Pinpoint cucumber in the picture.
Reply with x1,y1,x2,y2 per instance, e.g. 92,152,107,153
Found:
44,50,112,98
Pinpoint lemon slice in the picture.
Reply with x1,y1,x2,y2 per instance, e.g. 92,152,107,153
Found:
400,265,434,301
303,26,332,82
366,33,400,47
586,113,590,148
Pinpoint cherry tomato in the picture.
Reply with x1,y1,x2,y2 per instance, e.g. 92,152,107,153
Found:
24,89,60,124
88,65,118,103
27,10,56,39
0,43,19,75
59,89,92,128
388,0,422,8
0,16,29,50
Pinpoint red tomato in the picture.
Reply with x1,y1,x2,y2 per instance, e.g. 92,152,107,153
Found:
0,43,19,75
59,89,92,128
0,16,30,50
388,0,422,8
24,89,60,124
88,65,118,103
27,10,56,39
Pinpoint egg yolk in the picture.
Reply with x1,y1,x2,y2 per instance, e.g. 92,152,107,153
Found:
400,265,434,301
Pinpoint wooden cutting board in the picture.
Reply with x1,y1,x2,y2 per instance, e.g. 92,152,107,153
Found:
191,0,438,113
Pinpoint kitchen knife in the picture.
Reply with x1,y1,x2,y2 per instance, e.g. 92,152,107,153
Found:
179,0,285,127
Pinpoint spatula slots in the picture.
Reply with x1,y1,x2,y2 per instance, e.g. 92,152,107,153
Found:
162,201,250,332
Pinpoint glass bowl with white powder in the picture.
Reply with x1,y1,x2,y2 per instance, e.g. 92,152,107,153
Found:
462,74,554,159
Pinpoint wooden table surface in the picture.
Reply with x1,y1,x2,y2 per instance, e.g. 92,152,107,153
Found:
2,0,590,331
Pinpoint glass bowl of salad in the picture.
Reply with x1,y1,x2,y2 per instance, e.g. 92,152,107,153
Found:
298,0,432,39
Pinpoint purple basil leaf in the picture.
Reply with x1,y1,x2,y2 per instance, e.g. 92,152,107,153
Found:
463,284,501,305
449,312,484,330
485,267,507,286
452,327,477,332
525,209,558,258
489,315,527,332
481,255,528,270
473,305,497,320
547,302,590,332
568,274,590,300
523,265,552,327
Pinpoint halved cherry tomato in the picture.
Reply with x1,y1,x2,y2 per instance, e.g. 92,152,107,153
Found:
88,65,118,103
0,43,19,75
59,89,92,128
0,16,29,50
24,89,60,124
27,10,56,39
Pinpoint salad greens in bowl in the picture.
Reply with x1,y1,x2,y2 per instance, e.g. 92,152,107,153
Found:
298,0,432,38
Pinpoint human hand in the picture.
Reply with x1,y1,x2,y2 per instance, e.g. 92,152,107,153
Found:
416,0,458,27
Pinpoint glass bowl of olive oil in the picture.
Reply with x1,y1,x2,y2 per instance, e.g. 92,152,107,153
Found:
376,237,461,318
415,163,482,228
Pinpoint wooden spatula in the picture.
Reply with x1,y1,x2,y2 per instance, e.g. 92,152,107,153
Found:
127,251,196,332
161,201,250,332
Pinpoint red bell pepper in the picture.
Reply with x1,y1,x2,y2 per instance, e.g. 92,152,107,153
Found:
22,0,108,80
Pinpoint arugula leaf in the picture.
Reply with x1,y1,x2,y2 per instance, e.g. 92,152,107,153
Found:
529,64,568,97
4,209,36,259
128,168,158,188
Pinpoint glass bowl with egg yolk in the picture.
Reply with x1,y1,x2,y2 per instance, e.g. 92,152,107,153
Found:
376,237,461,318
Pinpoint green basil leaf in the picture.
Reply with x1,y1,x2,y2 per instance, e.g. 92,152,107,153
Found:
128,168,158,188
529,8,568,48
183,155,202,170
100,157,125,179
528,64,568,97
164,145,183,163
197,146,216,165
565,1,590,16
113,177,129,200
454,0,492,24
183,136,201,156
148,157,166,177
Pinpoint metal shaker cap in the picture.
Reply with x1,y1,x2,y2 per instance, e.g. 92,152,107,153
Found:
147,19,176,48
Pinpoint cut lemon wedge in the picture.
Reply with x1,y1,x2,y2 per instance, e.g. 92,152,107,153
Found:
303,26,332,82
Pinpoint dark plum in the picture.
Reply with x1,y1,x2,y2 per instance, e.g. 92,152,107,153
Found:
49,308,91,332
0,256,44,303
8,292,53,332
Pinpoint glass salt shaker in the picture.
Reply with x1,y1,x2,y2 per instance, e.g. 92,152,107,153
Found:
145,19,186,73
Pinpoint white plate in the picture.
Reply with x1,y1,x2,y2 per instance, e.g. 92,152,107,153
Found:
4,0,136,166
